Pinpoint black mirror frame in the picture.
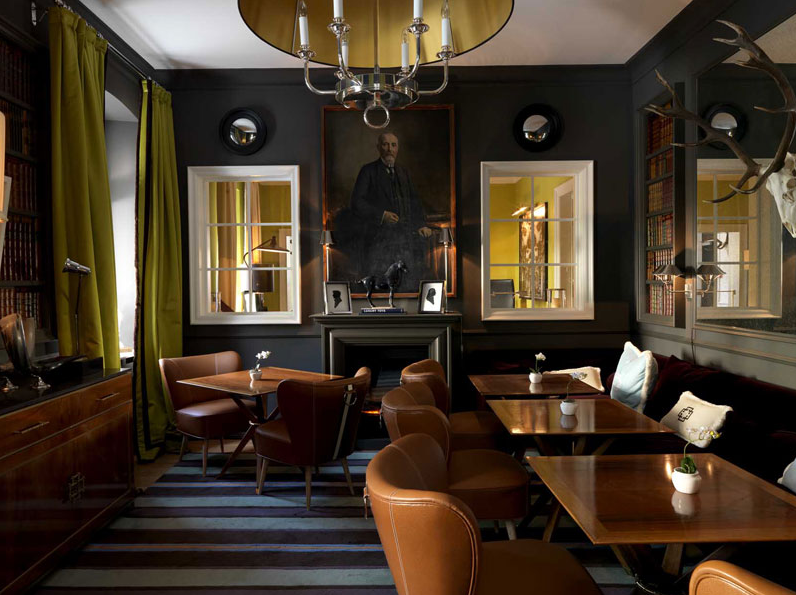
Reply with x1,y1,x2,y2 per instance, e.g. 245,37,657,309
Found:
219,108,267,155
512,104,564,152
701,103,747,150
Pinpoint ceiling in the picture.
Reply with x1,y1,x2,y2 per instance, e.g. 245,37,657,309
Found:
80,0,693,70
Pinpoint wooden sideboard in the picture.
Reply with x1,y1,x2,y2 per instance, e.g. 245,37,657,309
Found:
0,370,133,594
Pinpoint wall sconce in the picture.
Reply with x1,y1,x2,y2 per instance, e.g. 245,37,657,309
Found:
320,230,334,280
654,263,731,300
653,264,692,299
438,227,453,312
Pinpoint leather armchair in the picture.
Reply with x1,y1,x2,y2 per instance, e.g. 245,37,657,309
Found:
381,383,528,538
690,561,796,595
401,359,507,451
254,367,371,509
159,351,251,476
366,433,602,595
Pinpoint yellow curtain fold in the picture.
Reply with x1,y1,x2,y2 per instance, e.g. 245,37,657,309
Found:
49,7,120,367
134,80,183,461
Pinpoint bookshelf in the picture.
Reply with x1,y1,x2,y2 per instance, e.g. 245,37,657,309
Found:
638,88,685,327
0,30,49,331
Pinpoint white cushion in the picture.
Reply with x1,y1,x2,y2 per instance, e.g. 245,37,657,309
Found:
660,391,731,447
545,367,604,393
610,341,658,411
779,459,796,493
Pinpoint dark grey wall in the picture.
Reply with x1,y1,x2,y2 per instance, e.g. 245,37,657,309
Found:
160,65,634,371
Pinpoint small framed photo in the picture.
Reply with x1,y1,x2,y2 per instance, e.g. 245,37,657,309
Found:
324,282,352,314
418,280,445,314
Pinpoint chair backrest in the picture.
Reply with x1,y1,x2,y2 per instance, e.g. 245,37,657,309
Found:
490,278,516,309
276,367,371,465
159,351,242,411
401,359,451,415
690,561,796,595
381,384,452,460
366,433,481,595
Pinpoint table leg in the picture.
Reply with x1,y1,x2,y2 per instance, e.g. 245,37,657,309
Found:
662,543,684,577
216,395,265,479
518,485,552,529
542,501,563,542
612,544,687,595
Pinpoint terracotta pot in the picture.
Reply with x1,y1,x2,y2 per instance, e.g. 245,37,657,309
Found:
672,468,702,494
529,372,543,384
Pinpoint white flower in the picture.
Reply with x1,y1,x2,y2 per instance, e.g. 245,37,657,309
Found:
571,371,587,380
535,352,546,361
256,351,271,360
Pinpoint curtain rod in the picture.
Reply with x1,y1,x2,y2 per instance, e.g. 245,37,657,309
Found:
31,0,158,84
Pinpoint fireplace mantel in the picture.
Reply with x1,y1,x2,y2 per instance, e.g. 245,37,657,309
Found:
310,312,462,387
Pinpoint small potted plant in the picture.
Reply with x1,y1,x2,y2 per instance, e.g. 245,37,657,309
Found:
671,426,720,494
560,371,586,415
249,350,271,381
529,352,546,384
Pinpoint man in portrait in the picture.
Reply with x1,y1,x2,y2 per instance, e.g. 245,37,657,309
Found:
350,132,432,287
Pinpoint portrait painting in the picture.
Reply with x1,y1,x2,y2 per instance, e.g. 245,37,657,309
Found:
324,282,352,315
323,105,455,297
519,204,547,301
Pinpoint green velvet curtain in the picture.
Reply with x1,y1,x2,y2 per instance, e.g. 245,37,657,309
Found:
133,80,183,461
49,7,120,368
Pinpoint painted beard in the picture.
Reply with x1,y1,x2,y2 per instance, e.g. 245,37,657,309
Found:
381,154,396,166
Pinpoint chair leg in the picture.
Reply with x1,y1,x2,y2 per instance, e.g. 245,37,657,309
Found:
219,438,225,453
178,435,188,461
256,457,269,495
202,439,209,477
341,458,354,495
304,467,312,510
506,521,518,541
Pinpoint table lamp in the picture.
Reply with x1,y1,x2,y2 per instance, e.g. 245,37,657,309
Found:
438,228,453,312
63,258,91,355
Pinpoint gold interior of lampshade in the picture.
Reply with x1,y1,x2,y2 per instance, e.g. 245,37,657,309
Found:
238,0,513,69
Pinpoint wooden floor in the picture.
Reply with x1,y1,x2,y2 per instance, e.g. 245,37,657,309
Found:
134,438,246,490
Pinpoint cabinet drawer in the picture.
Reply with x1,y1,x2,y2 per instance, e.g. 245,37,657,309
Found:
0,373,132,457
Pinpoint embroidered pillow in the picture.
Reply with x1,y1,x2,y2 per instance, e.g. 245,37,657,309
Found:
660,391,732,447
545,367,604,393
610,342,658,411
779,458,796,493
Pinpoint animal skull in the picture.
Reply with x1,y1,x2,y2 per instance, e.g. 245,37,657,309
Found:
765,152,796,238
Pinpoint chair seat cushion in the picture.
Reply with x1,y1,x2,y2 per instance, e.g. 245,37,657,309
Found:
450,410,505,451
255,419,297,465
447,449,528,520
477,539,601,595
176,398,255,439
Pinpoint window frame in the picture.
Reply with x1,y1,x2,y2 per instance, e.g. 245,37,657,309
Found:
187,165,301,325
480,160,594,321
695,159,781,321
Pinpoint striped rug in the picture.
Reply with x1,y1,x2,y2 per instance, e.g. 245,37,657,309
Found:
35,450,635,594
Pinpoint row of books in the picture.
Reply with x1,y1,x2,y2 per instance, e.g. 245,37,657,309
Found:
647,177,673,212
4,157,37,212
0,100,35,157
646,111,673,154
0,215,40,282
646,213,673,247
0,37,34,106
646,247,674,281
0,287,40,326
647,148,673,180
647,284,674,317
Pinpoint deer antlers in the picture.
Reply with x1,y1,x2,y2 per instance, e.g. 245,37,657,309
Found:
647,20,796,203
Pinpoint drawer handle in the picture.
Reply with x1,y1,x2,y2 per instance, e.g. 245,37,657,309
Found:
96,392,119,402
14,420,50,434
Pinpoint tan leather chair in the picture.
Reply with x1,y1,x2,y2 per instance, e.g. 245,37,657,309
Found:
366,433,602,595
159,351,251,477
255,367,371,509
690,561,796,595
381,383,528,538
401,359,506,451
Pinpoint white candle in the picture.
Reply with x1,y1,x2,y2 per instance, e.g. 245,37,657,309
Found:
413,0,423,20
441,17,451,47
334,0,343,19
342,40,349,66
401,40,409,69
299,15,309,45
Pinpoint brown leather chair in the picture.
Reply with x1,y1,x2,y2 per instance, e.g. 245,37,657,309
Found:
690,561,796,595
255,367,371,509
366,433,602,595
159,351,252,477
401,359,506,451
381,383,528,538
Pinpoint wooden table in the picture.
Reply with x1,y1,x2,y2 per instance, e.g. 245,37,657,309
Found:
469,373,601,401
528,453,796,592
178,367,341,477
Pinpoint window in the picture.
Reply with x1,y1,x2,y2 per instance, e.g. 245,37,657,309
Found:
188,166,301,324
696,160,781,320
480,161,594,320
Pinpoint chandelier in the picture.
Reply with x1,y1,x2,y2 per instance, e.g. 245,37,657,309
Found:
239,0,513,128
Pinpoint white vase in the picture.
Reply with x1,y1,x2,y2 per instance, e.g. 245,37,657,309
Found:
529,372,543,384
671,468,702,494
249,369,262,381
560,400,578,415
